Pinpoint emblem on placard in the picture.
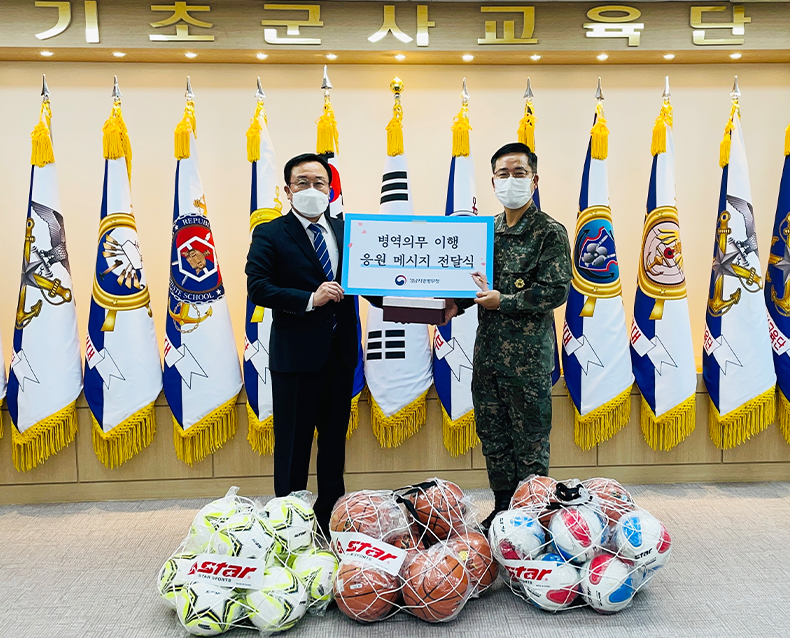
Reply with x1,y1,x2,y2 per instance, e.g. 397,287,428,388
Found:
637,206,686,320
571,205,622,317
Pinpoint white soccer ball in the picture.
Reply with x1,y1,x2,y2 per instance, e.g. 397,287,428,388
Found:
521,553,581,612
579,554,636,614
157,552,197,608
245,565,309,632
290,548,339,608
185,497,250,553
209,513,277,562
549,505,605,565
262,496,316,555
175,581,246,635
488,510,546,562
614,511,672,571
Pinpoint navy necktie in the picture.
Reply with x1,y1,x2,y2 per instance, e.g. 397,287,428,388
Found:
308,222,334,282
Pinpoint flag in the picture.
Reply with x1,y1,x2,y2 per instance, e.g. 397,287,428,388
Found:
561,97,634,450
0,330,6,438
315,80,365,436
84,88,162,468
767,122,790,445
364,89,433,448
704,92,775,448
244,86,283,455
165,91,242,465
8,94,82,471
631,89,697,451
434,98,479,456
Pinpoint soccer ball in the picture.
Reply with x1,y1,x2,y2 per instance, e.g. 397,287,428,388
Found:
290,548,339,608
522,553,581,612
209,513,277,562
488,510,545,562
245,565,309,632
185,497,250,553
614,511,672,571
157,552,197,608
579,554,636,614
549,505,605,564
261,496,316,555
175,582,246,635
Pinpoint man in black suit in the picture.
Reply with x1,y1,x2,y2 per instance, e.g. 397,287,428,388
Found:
246,153,358,534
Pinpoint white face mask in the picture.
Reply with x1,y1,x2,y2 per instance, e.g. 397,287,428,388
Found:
494,176,534,210
291,188,329,218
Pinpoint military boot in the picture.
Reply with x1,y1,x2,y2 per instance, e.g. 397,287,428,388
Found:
480,489,515,534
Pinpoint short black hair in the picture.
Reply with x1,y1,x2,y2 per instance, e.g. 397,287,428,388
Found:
491,142,537,174
283,153,332,186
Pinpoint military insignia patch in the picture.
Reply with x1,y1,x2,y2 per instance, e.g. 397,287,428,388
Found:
637,206,687,320
571,205,622,316
515,278,525,289
169,213,224,306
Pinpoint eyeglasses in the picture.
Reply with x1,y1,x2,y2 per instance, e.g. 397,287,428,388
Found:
289,178,328,191
494,170,534,180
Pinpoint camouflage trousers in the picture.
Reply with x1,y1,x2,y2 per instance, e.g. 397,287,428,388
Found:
472,369,552,493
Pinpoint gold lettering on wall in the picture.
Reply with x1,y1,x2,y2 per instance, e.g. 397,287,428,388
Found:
261,4,323,45
150,2,214,42
691,5,751,46
477,6,537,45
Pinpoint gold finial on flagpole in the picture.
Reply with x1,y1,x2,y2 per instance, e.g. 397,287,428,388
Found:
590,77,608,160
720,76,740,168
452,78,471,157
317,65,338,154
247,77,268,162
387,77,405,156
176,77,196,159
518,78,536,149
652,77,673,156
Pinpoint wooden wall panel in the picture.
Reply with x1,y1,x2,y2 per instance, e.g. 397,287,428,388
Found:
722,424,790,463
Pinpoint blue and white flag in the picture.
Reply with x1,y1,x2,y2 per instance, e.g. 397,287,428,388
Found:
244,90,282,454
630,92,697,451
703,93,775,449
8,96,82,471
0,331,6,420
165,94,242,465
561,99,634,450
85,95,162,468
766,123,790,445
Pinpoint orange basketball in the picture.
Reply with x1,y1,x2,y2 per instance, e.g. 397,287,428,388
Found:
511,475,558,527
334,562,401,623
402,545,470,622
583,478,634,524
446,531,498,594
410,480,466,542
383,526,424,577
330,491,402,539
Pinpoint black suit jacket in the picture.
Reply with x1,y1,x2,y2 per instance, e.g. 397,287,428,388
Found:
246,212,359,373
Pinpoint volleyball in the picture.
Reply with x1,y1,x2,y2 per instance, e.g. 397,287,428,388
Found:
548,505,605,564
488,510,546,561
521,553,581,612
614,511,672,571
579,554,636,614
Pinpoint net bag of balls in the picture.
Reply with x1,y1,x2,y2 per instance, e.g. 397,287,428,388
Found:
493,476,672,615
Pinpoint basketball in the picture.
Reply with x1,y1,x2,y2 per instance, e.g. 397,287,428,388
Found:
329,491,405,539
511,475,558,526
402,545,471,622
446,531,498,594
409,480,467,542
383,526,424,577
583,478,634,524
333,562,401,623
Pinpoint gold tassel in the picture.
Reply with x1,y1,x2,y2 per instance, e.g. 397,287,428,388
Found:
0,398,4,439
31,102,55,168
573,385,632,451
441,405,479,457
451,104,472,158
708,386,775,450
590,102,609,161
640,394,695,451
92,402,156,469
784,122,790,157
102,103,133,182
386,101,404,157
719,103,738,168
175,100,196,161
777,387,790,445
347,391,361,440
316,100,339,155
517,103,536,151
650,102,673,157
173,394,238,465
246,402,274,455
247,102,266,163
12,400,78,472
369,389,428,449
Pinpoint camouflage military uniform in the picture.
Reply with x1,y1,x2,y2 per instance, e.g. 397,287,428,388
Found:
458,202,572,492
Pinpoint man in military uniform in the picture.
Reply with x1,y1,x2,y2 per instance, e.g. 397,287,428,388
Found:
445,142,572,530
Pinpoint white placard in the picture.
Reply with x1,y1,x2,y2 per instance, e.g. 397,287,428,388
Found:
330,531,406,577
185,554,266,590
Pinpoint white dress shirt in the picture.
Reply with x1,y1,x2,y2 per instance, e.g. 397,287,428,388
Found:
291,210,339,312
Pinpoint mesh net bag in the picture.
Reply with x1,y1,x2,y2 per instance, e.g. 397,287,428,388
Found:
494,476,673,615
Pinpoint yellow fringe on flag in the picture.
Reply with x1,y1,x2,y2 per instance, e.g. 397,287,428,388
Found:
370,389,428,449
719,103,739,168
590,102,609,161
573,386,632,450
102,102,133,182
441,405,479,457
246,102,267,163
784,122,790,157
92,401,156,469
0,399,4,439
347,391,361,440
175,100,196,160
708,386,775,450
246,402,274,455
31,102,54,168
386,101,404,157
650,102,673,157
640,394,695,451
173,394,238,465
777,387,790,445
12,400,77,472
451,104,472,158
316,100,339,155
517,104,537,151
